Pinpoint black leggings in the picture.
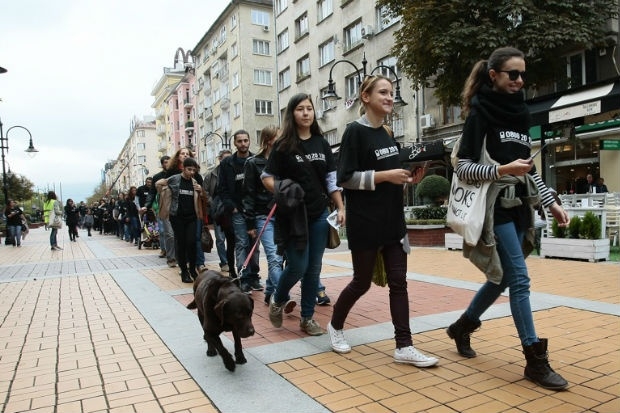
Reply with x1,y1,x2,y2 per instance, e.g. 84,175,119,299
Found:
170,216,197,274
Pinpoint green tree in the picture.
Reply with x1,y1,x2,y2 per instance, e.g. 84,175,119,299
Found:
377,0,618,106
1,172,35,205
86,181,110,205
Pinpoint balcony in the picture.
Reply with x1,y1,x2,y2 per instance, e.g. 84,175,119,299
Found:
158,139,168,153
156,124,166,136
156,108,165,120
184,99,193,109
185,121,195,131
205,107,213,119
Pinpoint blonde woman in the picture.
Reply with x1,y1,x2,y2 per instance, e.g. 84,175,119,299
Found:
327,75,438,367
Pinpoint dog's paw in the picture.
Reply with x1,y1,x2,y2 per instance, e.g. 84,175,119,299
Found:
235,354,247,364
224,357,236,372
206,349,218,357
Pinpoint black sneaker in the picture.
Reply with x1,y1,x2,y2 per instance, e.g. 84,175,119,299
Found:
316,290,331,306
240,282,252,294
264,293,271,306
248,279,264,291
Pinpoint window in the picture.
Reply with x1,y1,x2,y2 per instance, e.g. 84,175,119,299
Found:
136,132,145,139
317,0,333,22
392,117,404,137
345,73,360,99
443,105,462,125
376,56,400,78
233,102,241,118
213,88,221,103
376,5,398,31
231,14,237,29
275,0,287,15
251,10,270,26
296,55,310,80
214,115,222,130
344,21,362,52
295,13,309,39
565,50,597,89
277,29,289,53
319,38,335,67
252,39,270,55
254,69,273,86
137,155,146,164
279,67,291,91
219,26,227,43
232,71,239,89
231,42,238,58
323,129,338,146
255,100,273,115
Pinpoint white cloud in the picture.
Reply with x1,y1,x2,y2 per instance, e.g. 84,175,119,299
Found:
1,0,227,202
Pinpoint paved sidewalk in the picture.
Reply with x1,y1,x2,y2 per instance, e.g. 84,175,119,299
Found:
0,227,618,413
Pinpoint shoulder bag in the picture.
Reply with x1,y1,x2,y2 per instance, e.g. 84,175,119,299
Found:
446,136,496,246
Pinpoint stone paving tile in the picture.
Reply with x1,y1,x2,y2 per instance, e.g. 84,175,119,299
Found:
1,227,619,413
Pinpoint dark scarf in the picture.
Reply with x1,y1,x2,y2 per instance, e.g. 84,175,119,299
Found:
473,84,532,133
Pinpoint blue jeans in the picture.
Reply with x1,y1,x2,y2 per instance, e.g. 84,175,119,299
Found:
214,223,228,266
156,217,166,253
231,211,260,281
50,227,58,247
273,209,328,319
8,225,22,246
465,221,538,346
196,218,205,266
256,215,283,296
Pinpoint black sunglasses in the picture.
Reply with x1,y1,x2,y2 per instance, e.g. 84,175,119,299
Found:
498,70,526,81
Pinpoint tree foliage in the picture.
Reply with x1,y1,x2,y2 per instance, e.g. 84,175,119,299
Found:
0,172,35,205
377,0,619,106
86,181,110,205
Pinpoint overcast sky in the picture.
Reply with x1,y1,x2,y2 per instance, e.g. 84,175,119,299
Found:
1,0,227,204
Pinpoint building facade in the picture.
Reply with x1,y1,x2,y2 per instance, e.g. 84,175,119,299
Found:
192,0,277,171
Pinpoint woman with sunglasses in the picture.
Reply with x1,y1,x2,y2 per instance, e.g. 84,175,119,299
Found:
446,47,569,390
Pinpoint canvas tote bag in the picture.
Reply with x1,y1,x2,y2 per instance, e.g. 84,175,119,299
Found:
446,136,497,246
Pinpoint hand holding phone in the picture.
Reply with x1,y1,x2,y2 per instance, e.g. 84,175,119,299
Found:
529,142,549,160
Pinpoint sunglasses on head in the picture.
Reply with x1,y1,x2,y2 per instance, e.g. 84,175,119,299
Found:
497,70,526,81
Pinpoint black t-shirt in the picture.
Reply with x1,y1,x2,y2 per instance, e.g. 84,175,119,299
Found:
177,177,196,220
337,121,406,249
265,135,336,219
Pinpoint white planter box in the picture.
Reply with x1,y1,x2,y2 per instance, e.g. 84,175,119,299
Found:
540,237,610,262
445,233,463,250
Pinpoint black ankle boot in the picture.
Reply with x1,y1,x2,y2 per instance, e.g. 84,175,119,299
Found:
180,269,193,283
446,313,481,358
522,338,568,390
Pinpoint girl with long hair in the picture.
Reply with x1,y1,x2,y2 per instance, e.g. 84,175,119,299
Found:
446,47,569,390
327,75,438,367
261,93,344,336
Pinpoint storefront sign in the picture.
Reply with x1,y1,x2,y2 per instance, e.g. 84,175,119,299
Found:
549,100,601,123
601,140,620,150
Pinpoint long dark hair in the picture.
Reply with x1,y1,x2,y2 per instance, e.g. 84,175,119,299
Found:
461,47,525,114
276,93,323,154
46,191,57,201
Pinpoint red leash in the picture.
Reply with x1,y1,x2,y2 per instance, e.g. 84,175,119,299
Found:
238,204,277,278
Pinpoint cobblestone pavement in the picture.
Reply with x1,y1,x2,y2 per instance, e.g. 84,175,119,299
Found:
0,227,618,413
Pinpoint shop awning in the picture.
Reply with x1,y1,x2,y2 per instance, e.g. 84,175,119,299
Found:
527,77,620,125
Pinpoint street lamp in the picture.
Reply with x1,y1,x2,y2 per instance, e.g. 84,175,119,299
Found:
203,131,230,150
322,52,408,108
0,121,38,204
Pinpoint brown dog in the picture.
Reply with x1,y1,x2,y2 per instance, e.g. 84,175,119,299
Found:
187,270,255,371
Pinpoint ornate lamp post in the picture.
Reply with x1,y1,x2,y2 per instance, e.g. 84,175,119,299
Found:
322,53,408,108
0,122,38,204
203,131,230,150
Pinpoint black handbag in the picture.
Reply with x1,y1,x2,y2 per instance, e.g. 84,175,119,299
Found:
201,224,214,253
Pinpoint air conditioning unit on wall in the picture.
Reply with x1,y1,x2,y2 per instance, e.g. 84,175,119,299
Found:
420,114,435,129
263,25,270,32
361,25,374,39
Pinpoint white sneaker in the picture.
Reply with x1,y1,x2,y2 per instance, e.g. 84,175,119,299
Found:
327,323,351,354
394,346,438,367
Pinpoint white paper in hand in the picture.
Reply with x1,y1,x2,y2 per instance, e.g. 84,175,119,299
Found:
327,209,340,229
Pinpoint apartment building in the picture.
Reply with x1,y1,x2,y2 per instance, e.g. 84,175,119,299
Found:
275,0,447,151
193,0,276,171
151,48,196,158
103,117,159,195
